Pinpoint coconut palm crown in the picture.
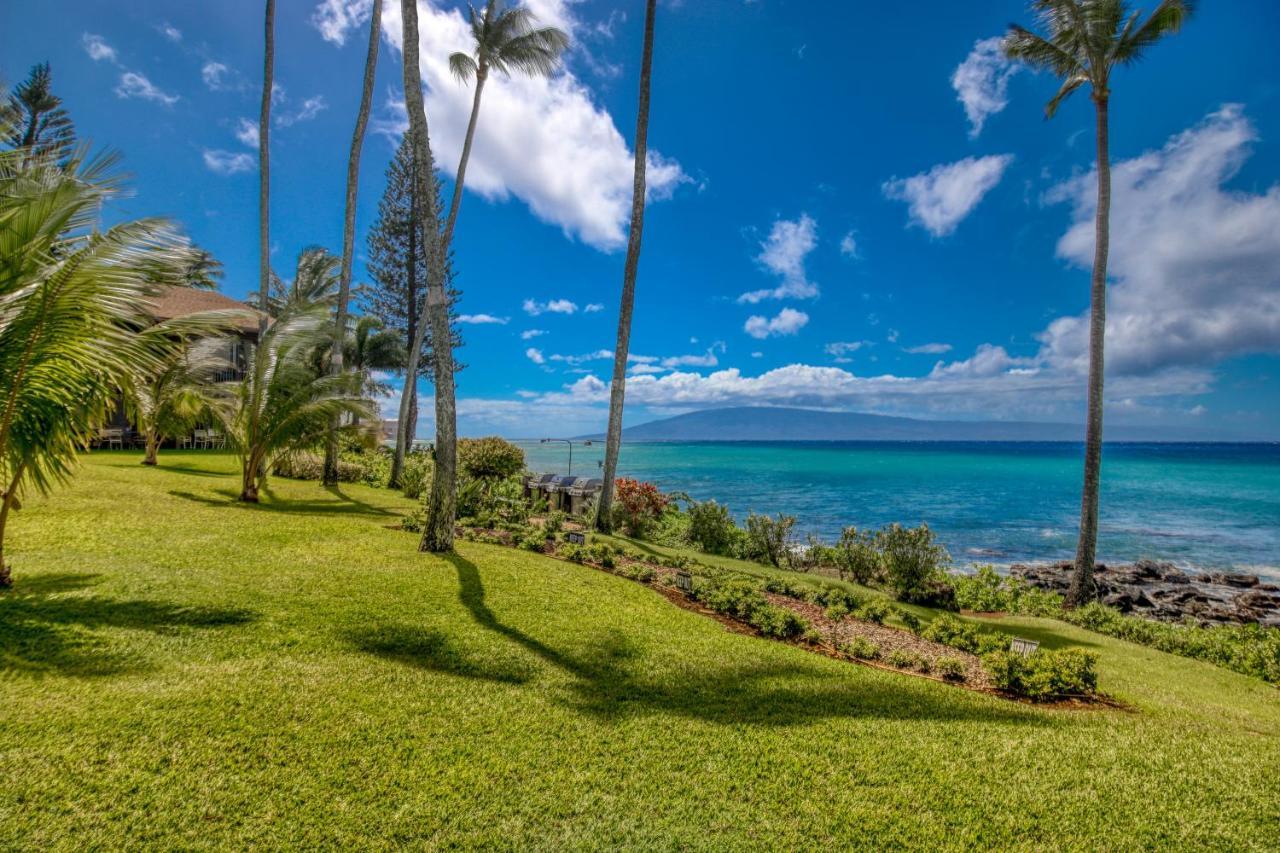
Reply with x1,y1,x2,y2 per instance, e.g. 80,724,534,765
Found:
444,0,568,244
1003,0,1195,116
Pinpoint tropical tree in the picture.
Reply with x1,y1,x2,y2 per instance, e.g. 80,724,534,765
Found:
445,0,568,245
258,0,275,319
269,246,340,316
365,136,462,486
213,299,373,504
0,141,189,586
344,315,405,401
1,63,75,158
182,247,224,289
1003,0,1194,606
596,0,657,533
398,0,459,552
324,0,383,486
126,319,246,467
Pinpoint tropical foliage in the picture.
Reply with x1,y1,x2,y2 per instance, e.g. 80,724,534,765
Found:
0,136,192,584
1,63,75,159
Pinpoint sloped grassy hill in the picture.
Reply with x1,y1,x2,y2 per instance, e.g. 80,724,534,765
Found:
2,452,1277,848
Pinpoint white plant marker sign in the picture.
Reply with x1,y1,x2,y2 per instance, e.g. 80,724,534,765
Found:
1010,637,1040,657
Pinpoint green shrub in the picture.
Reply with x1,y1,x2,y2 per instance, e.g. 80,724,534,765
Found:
802,626,824,645
650,505,692,548
457,436,525,480
518,528,547,552
1063,602,1280,685
544,510,567,536
854,598,892,624
561,544,586,563
886,649,927,672
936,656,967,681
399,452,432,499
834,526,884,585
953,565,1064,617
742,512,796,568
983,648,1099,699
686,500,740,555
825,601,852,621
615,562,655,582
877,523,951,603
400,506,425,533
841,636,880,660
898,609,923,633
273,452,365,483
586,543,616,569
692,576,806,639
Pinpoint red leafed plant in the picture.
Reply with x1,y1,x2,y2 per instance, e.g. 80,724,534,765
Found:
613,478,669,536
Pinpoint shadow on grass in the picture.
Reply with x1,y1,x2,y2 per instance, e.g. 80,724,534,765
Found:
441,554,1045,727
110,462,225,478
346,624,534,685
168,485,398,518
0,573,256,677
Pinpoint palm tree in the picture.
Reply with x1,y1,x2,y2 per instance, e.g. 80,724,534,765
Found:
596,0,657,534
398,0,459,552
126,320,245,467
324,0,383,487
2,63,75,158
259,0,275,318
1003,0,1194,606
213,300,373,504
345,315,406,400
0,141,189,586
445,0,568,245
182,248,224,290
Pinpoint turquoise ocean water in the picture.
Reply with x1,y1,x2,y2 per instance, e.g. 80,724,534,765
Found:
515,441,1280,579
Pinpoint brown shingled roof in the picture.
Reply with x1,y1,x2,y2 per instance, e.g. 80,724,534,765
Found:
143,286,264,334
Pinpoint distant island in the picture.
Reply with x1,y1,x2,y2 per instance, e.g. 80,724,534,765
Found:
578,406,1233,442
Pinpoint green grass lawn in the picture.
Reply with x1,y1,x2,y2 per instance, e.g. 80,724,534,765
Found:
3,452,1278,849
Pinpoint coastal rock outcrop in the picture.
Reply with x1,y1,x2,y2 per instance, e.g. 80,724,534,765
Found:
1010,560,1280,628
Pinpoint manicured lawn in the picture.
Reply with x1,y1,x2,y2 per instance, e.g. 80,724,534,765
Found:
2,451,1277,848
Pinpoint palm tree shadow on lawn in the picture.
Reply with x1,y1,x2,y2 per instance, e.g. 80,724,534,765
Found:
167,484,399,518
0,573,255,677
352,554,1047,728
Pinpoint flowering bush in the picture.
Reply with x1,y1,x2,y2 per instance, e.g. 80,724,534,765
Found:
613,478,669,536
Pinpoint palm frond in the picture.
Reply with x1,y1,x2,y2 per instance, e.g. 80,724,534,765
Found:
1113,0,1195,65
449,52,479,83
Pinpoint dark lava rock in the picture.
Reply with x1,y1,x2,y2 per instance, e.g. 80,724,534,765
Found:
1010,561,1278,627
1204,572,1259,589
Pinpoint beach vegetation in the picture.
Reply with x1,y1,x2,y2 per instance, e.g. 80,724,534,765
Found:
457,436,525,480
611,478,669,537
983,647,1099,699
685,499,740,555
742,512,797,569
834,525,884,584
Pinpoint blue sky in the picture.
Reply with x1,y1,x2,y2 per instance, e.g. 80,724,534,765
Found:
6,0,1279,439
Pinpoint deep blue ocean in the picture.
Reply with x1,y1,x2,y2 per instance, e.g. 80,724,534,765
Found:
516,441,1280,580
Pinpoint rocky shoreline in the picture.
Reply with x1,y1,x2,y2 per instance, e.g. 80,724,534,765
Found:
1010,561,1280,628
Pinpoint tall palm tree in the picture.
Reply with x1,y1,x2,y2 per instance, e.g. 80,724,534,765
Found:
0,141,189,586
259,0,275,318
1003,0,1194,606
324,0,383,486
445,0,568,245
595,0,657,534
398,0,459,552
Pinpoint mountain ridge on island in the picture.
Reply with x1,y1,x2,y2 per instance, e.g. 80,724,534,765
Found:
574,406,1239,442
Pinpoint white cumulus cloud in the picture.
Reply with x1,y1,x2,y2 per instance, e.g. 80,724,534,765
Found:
951,37,1019,138
457,314,510,325
347,0,688,251
202,149,254,175
523,298,578,316
82,33,117,63
883,154,1013,237
745,308,809,339
739,213,819,303
115,72,179,106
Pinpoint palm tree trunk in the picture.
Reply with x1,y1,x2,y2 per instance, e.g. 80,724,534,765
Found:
258,0,274,319
399,0,457,552
324,0,382,487
1068,94,1111,608
143,430,159,466
389,163,421,489
596,0,656,534
239,450,262,503
442,68,486,248
0,462,26,588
